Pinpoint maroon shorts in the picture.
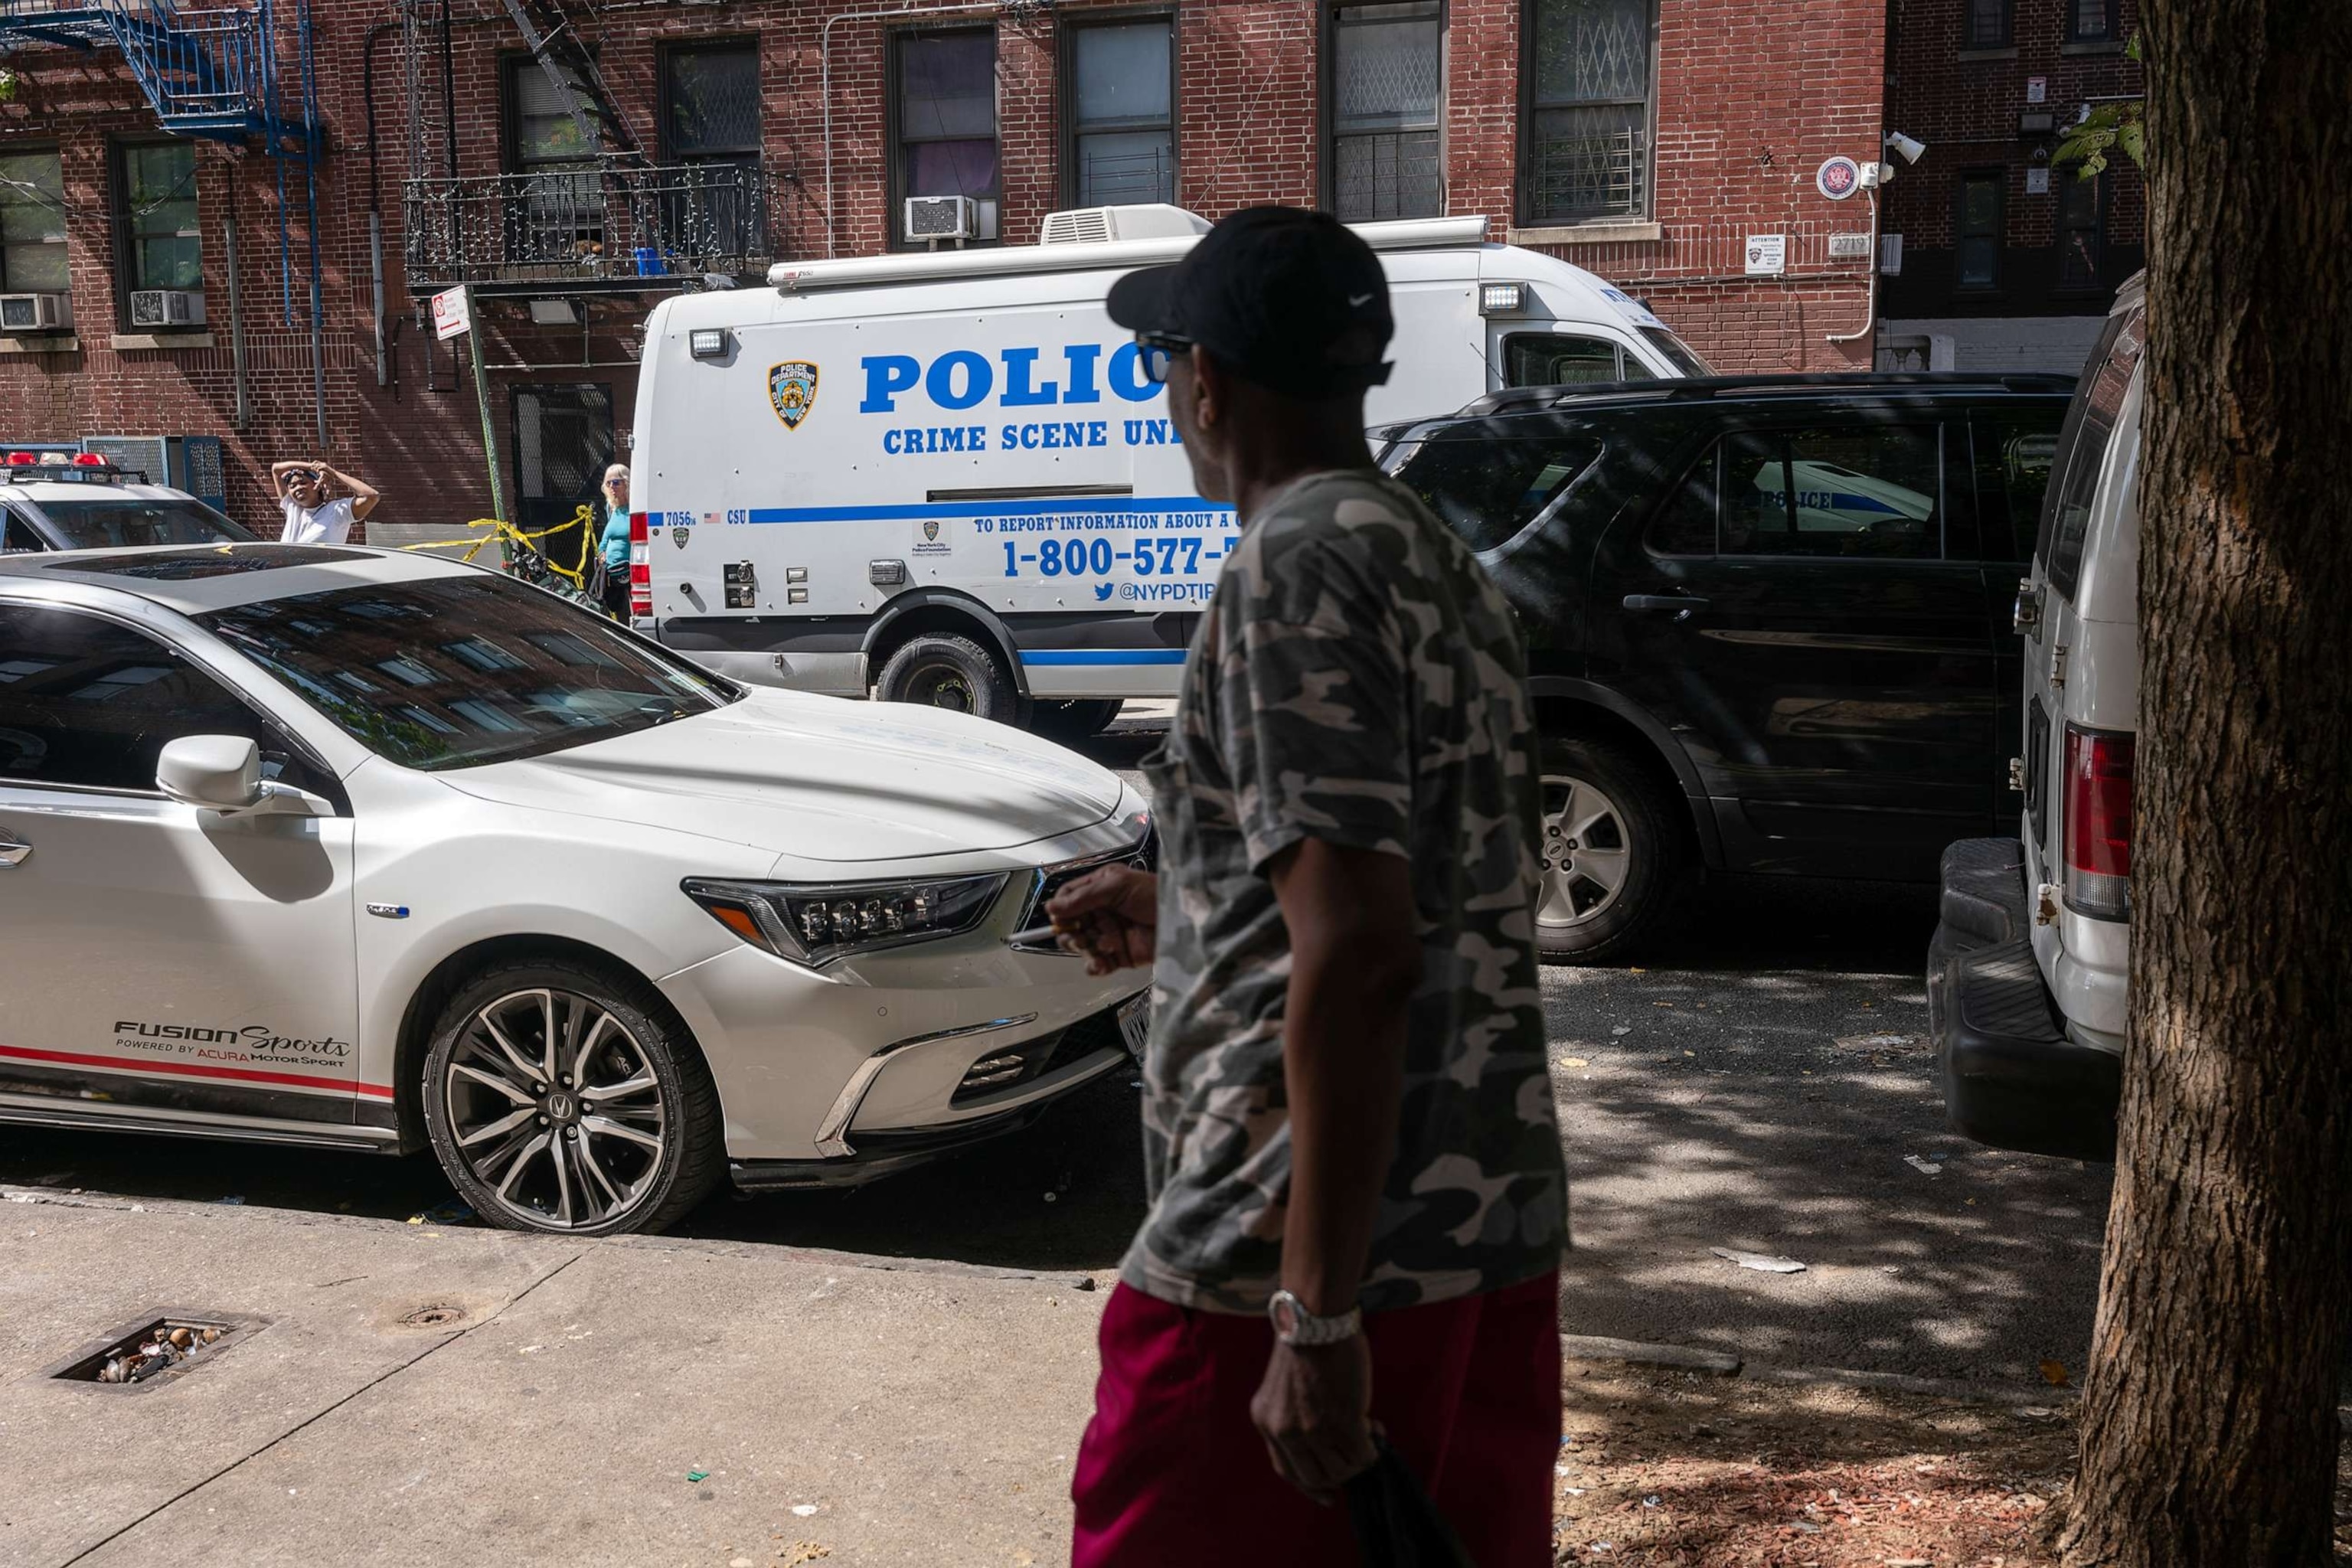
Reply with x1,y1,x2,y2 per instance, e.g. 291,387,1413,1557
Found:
1070,1272,1561,1566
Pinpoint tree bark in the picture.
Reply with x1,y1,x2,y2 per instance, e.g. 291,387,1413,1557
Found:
2057,3,2352,1565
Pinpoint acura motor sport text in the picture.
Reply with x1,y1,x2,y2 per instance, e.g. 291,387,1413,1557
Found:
0,543,1151,1235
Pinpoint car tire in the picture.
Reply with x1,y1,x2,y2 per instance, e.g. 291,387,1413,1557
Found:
876,634,1024,725
1533,735,1691,966
1029,698,1123,740
420,960,722,1236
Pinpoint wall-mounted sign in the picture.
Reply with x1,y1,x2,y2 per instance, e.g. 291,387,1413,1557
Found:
2026,166,2053,195
1817,155,1863,201
1828,232,1873,260
432,286,472,341
2026,75,2047,103
1745,234,1788,276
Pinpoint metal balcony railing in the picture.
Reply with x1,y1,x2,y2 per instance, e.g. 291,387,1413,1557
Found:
401,162,773,289
0,0,316,150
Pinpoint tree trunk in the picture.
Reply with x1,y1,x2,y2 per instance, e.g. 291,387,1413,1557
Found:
2057,3,2352,1565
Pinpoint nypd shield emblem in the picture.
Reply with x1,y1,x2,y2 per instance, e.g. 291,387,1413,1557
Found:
922,518,940,543
769,361,818,430
670,525,689,547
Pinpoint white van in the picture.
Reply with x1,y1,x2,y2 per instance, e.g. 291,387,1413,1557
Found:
629,204,1711,730
1929,270,2145,1161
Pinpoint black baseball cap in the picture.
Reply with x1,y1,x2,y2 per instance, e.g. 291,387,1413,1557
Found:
1106,206,1393,400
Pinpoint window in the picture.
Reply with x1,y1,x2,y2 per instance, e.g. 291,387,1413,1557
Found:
512,383,613,575
1655,426,1945,560
2066,0,2115,44
894,28,1000,243
2038,304,2144,596
25,498,251,549
1971,413,2063,563
1956,172,2003,291
0,605,332,795
661,42,762,257
1504,332,1650,386
1328,3,1443,221
113,141,200,296
0,150,66,293
1524,0,1653,224
505,60,601,256
2,511,42,554
2058,172,2103,292
1065,19,1175,207
1393,425,1605,551
200,577,735,773
1963,0,2013,48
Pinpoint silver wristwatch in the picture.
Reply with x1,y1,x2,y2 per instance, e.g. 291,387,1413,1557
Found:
1267,1289,1363,1347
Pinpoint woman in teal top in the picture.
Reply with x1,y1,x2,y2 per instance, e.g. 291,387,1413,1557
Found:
597,464,631,616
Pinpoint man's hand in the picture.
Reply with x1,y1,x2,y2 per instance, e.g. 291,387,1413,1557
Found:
1044,865,1157,974
1250,1338,1377,1501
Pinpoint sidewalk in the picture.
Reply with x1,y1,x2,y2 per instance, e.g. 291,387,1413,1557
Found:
1,1191,1102,1566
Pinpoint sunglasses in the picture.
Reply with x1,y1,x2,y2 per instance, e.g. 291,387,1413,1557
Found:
1135,332,1193,387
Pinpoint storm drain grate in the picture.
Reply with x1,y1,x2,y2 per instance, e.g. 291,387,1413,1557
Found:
45,1312,257,1390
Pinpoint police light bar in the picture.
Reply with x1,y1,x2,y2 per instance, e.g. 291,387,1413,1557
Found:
1479,283,1527,316
71,451,105,466
5,451,34,465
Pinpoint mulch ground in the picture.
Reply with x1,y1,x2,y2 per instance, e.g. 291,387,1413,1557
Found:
1549,1363,2352,1566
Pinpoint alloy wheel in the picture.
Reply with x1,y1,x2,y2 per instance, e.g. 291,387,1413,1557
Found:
1537,773,1632,928
442,987,668,1230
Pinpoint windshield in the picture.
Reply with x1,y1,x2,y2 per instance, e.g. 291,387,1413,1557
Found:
1639,326,1715,377
201,575,739,772
34,497,255,549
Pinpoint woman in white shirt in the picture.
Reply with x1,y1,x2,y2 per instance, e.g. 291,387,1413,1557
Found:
270,459,381,544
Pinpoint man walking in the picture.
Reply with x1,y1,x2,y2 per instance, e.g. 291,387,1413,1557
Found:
270,459,381,544
1049,207,1566,1565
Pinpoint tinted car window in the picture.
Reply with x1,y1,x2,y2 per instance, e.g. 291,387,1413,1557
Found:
1646,444,1720,557
1726,425,1943,560
203,575,737,772
0,604,334,795
1394,426,1606,552
2040,305,2145,598
1504,334,1621,387
2,512,41,554
31,498,254,549
1971,413,2062,563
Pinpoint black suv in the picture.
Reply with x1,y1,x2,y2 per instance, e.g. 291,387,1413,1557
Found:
1380,373,2072,962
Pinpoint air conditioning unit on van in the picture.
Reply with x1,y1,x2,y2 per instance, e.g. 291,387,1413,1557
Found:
129,289,205,328
0,292,70,332
1039,204,1211,246
903,195,977,243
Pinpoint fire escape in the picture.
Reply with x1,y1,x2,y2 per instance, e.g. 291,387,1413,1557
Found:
399,0,773,294
0,0,323,332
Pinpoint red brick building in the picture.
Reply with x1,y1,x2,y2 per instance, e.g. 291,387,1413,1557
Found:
0,0,1896,537
1879,0,2145,371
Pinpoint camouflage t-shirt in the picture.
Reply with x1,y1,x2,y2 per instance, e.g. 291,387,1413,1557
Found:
1122,469,1566,1316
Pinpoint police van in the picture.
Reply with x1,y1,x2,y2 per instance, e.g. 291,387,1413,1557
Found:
631,204,1712,731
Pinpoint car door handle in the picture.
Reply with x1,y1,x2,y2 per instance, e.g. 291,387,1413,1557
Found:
0,832,28,867
1623,593,1710,619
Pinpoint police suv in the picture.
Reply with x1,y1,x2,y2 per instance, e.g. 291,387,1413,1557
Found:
629,203,1711,731
0,449,250,554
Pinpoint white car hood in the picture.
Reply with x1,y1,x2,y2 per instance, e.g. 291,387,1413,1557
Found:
439,689,1125,863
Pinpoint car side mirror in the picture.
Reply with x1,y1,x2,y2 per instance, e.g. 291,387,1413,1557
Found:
156,735,330,818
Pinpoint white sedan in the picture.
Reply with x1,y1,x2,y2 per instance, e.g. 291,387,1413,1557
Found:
0,544,1149,1234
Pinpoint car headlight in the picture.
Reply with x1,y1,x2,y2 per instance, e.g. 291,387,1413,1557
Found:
681,873,1010,965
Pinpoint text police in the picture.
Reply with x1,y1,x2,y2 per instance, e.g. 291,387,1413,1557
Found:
858,343,1183,458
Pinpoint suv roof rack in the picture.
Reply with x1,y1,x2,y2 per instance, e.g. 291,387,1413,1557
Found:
1459,370,2077,420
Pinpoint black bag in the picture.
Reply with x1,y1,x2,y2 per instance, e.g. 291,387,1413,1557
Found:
1344,1437,1478,1567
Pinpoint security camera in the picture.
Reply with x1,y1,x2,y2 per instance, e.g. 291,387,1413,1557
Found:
1885,132,1928,165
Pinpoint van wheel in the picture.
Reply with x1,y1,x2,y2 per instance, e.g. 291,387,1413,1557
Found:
876,634,1023,724
1031,699,1123,740
420,960,722,1236
1534,736,1690,966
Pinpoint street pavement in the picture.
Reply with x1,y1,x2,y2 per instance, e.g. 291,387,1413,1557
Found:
0,707,2115,1397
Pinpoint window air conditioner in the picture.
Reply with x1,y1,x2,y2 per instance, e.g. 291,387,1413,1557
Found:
903,195,977,243
129,289,205,328
0,292,70,332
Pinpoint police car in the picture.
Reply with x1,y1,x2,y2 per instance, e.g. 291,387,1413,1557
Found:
0,449,251,554
631,203,1712,732
0,543,1150,1233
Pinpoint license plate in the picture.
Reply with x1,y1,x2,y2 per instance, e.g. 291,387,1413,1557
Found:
1116,994,1151,1062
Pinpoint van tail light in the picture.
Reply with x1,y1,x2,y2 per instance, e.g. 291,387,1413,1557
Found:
627,510,652,617
2063,724,2134,920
